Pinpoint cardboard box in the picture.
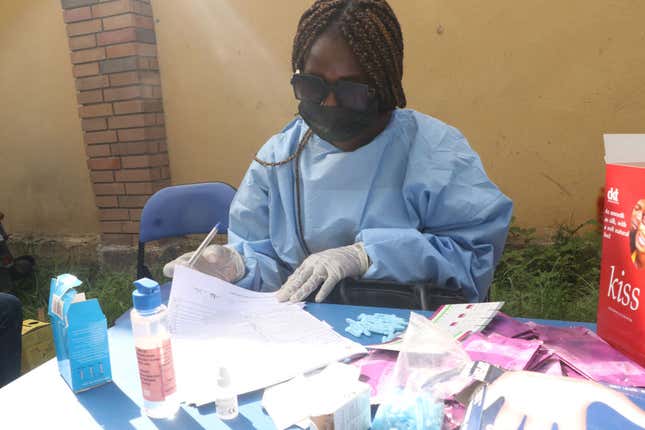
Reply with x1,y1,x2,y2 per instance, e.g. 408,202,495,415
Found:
598,135,645,367
309,382,371,430
263,365,371,430
48,274,112,392
20,319,55,374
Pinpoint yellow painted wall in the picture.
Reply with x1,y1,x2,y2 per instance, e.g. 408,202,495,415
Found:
0,1,99,235
154,0,645,230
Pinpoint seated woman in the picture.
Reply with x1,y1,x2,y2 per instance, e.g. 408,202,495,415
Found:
166,0,513,304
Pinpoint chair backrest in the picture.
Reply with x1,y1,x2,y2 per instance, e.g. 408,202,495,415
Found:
139,182,236,244
137,182,236,279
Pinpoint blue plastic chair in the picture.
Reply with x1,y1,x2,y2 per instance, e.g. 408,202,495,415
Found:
136,182,237,281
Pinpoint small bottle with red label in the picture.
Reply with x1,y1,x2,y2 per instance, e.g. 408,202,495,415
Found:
131,278,179,419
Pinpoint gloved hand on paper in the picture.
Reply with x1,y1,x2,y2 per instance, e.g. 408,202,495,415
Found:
163,245,245,283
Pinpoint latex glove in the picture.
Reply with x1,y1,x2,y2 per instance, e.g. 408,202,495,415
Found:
276,243,369,303
163,244,245,283
482,371,645,430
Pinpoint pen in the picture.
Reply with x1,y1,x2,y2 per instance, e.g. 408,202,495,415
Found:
187,222,221,268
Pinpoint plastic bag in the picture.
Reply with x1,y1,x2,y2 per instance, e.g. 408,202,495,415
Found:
372,313,473,430
372,389,444,430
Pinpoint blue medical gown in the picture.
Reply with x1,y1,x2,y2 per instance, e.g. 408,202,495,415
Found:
227,109,513,301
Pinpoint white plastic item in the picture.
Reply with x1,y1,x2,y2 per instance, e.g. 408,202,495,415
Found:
215,367,239,420
131,278,180,419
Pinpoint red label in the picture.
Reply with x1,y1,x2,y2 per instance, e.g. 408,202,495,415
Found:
598,164,645,366
136,339,177,402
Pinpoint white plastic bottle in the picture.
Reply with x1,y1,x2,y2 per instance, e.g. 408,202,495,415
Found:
131,278,179,419
215,366,239,420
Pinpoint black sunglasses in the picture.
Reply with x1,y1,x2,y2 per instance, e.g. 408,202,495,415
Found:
290,72,376,111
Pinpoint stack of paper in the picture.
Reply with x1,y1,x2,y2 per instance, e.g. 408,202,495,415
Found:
168,266,367,405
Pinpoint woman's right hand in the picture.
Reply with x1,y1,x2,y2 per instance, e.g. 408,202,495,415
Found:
163,244,245,283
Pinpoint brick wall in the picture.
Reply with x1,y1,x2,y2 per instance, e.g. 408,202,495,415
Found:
60,0,170,246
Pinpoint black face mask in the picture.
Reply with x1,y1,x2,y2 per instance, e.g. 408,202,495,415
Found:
298,100,380,143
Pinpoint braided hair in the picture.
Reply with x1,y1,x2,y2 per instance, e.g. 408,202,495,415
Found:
292,0,406,112
257,0,405,167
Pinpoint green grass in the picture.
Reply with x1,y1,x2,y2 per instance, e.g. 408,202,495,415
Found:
9,221,602,325
490,221,601,322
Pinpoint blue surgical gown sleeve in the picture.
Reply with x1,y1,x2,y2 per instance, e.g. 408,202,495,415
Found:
356,117,513,302
226,137,292,292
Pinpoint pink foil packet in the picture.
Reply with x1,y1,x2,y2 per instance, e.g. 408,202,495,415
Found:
559,361,588,380
531,357,563,376
462,332,542,371
527,322,645,387
442,399,465,430
524,347,554,371
482,312,535,339
353,349,398,403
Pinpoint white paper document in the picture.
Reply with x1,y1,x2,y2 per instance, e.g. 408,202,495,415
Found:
168,265,367,405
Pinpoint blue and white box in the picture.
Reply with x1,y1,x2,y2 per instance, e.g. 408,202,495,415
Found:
48,274,112,392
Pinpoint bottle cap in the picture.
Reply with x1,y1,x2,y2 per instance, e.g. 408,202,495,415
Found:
132,278,162,311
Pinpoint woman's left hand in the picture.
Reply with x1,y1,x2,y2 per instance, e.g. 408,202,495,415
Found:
276,243,370,303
